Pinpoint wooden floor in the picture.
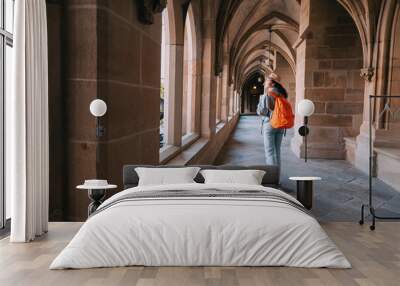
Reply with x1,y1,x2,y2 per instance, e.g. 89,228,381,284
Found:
0,222,399,286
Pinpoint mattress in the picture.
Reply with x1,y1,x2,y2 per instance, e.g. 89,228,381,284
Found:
50,183,350,269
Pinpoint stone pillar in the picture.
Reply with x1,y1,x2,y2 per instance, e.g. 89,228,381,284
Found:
354,75,375,173
62,1,161,221
200,0,217,138
187,58,202,135
192,58,202,134
228,84,234,117
64,2,100,221
182,34,189,136
291,0,364,160
221,59,229,121
47,0,65,221
354,1,400,173
244,92,249,113
216,75,222,122
165,43,184,145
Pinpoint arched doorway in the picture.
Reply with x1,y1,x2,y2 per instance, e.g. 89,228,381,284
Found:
241,72,264,114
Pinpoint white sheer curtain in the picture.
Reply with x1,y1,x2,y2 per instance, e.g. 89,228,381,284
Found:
8,0,49,242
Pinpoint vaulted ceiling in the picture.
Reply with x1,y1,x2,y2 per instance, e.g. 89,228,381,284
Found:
215,0,300,89
215,0,383,90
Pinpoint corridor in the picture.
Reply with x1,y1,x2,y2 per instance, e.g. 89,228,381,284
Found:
216,116,400,221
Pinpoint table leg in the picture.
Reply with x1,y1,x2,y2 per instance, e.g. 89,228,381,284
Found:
296,181,313,210
88,189,106,217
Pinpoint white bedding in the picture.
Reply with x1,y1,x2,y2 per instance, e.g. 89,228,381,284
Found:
50,183,351,269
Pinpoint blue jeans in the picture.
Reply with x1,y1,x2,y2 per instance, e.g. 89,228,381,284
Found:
263,122,284,166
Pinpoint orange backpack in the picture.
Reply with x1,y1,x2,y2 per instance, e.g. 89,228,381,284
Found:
269,91,295,129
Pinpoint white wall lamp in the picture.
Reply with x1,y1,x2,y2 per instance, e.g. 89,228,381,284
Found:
297,99,315,162
89,99,107,138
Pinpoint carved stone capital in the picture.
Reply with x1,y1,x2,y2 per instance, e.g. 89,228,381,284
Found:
138,0,167,25
360,67,374,82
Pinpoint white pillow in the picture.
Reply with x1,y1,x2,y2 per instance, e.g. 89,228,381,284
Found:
200,169,266,185
135,167,201,186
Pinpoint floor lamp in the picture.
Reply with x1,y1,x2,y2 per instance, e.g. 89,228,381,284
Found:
297,99,315,162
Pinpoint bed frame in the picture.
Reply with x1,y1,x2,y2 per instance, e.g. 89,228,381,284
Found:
123,165,280,189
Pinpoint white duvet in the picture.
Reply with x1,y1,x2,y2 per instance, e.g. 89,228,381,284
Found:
50,183,350,269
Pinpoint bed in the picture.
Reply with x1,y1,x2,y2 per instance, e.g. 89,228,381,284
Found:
50,165,350,269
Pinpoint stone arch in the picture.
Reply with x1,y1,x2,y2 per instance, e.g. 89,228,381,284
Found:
233,41,296,89
240,71,265,114
239,55,273,84
291,0,366,161
335,0,381,69
238,51,296,109
229,11,299,68
230,26,296,81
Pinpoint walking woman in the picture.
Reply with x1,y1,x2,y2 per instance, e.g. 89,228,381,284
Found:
257,73,294,166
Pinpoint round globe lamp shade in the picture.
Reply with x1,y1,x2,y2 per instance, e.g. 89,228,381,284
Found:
297,99,315,117
90,99,107,117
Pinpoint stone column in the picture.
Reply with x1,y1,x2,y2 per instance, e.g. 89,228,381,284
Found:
47,0,66,221
354,0,400,173
228,84,234,117
64,2,100,221
200,0,217,138
195,58,203,134
291,0,364,160
221,59,229,121
354,71,375,173
165,43,184,145
62,1,162,221
189,58,202,134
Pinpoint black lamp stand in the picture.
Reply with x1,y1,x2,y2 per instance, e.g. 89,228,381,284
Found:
298,116,310,162
95,117,105,164
96,117,105,138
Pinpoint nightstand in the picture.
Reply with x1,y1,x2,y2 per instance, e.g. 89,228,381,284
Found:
77,181,117,217
289,177,321,210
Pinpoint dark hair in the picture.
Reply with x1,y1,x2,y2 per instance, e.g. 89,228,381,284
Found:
271,80,288,99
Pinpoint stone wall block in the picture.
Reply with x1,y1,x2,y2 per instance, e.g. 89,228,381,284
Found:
318,60,332,69
100,10,141,84
66,7,98,79
315,47,330,59
326,102,364,114
66,80,97,141
344,88,364,102
314,102,326,113
306,88,345,101
325,25,357,35
351,71,365,89
313,71,325,87
325,35,358,48
310,114,353,127
141,35,162,87
308,126,341,144
333,59,363,70
66,141,96,221
329,47,360,59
